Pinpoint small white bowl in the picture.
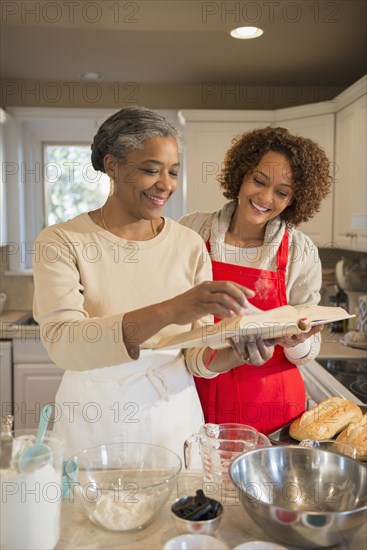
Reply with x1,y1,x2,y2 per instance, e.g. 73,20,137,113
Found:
163,534,228,550
233,542,288,550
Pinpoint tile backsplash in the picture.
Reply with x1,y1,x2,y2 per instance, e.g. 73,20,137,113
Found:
0,246,34,311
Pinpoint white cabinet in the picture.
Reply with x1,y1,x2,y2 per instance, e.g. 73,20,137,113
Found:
274,111,335,247
13,338,63,429
334,94,367,251
0,109,8,243
0,341,12,418
180,111,272,213
180,77,367,250
13,363,63,429
180,108,335,246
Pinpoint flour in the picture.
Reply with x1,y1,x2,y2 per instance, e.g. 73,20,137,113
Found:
0,435,62,550
92,490,154,531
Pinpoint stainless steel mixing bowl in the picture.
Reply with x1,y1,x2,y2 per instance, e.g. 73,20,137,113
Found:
229,446,367,548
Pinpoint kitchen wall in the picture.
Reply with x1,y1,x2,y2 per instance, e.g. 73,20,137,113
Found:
1,243,365,313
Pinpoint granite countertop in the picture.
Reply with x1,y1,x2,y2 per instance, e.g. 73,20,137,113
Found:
56,472,366,550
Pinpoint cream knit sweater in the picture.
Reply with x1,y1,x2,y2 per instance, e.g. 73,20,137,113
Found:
33,213,216,376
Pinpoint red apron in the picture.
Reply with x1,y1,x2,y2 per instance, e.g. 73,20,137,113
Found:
195,229,306,435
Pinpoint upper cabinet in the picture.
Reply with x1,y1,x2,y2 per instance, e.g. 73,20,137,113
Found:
179,111,272,214
334,93,367,251
274,109,335,247
180,76,367,251
0,109,8,244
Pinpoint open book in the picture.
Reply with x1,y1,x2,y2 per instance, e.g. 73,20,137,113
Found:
148,305,353,351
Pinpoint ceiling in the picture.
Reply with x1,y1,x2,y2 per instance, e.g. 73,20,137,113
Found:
1,0,366,108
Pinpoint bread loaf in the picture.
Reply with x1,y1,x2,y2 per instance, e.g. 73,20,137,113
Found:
336,414,367,461
289,397,362,441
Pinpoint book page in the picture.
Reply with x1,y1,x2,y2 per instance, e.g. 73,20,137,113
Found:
149,304,353,351
297,305,353,324
152,306,300,350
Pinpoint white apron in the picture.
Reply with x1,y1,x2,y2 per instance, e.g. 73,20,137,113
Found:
52,349,204,462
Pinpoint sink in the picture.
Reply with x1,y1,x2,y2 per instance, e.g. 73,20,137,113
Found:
317,358,367,403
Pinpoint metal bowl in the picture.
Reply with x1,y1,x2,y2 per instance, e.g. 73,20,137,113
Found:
229,446,367,548
171,496,223,534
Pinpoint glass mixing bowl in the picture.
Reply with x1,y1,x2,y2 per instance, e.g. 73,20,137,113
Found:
65,441,182,532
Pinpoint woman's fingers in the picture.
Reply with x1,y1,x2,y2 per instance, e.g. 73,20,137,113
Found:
171,281,256,325
276,324,323,348
246,337,274,365
255,337,275,361
229,336,274,366
196,281,254,318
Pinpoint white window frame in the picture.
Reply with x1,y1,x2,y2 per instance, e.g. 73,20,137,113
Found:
3,107,185,273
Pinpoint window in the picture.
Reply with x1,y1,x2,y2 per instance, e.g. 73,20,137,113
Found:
3,108,184,272
44,144,109,226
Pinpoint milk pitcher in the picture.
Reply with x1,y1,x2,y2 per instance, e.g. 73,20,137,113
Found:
0,427,64,550
184,423,271,490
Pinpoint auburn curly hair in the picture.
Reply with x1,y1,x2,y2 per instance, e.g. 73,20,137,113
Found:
219,126,333,226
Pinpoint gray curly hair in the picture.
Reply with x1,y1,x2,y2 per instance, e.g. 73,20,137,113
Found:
91,106,181,173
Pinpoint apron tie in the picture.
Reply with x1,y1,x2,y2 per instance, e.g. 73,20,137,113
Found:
146,367,171,401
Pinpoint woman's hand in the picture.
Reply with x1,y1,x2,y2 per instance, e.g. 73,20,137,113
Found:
203,336,275,373
164,281,255,326
122,281,255,359
229,335,275,366
274,324,324,349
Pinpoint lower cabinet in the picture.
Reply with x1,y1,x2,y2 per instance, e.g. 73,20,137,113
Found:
13,338,63,430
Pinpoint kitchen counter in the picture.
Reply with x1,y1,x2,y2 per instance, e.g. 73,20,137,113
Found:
0,310,38,340
318,330,367,360
56,472,367,550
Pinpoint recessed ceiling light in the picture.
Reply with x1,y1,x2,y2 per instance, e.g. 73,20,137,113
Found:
230,26,263,39
79,72,104,80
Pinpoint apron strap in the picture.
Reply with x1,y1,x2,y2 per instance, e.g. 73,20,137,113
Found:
276,228,289,273
275,229,289,306
206,229,289,270
206,230,289,306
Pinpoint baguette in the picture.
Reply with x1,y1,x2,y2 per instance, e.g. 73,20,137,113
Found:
289,397,363,441
336,414,367,461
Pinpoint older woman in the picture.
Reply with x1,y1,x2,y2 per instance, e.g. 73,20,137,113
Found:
33,107,272,459
180,126,332,434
